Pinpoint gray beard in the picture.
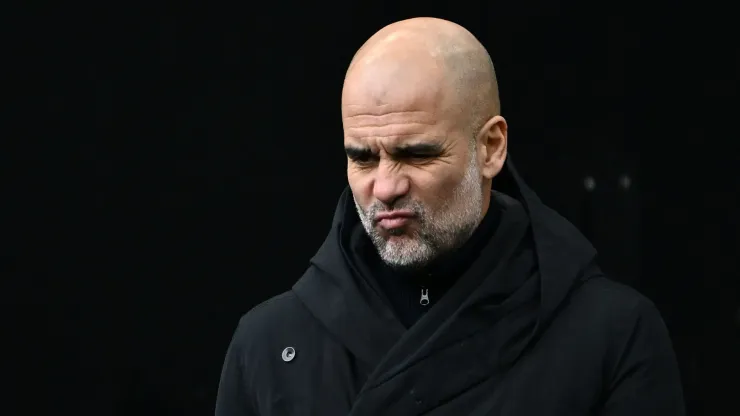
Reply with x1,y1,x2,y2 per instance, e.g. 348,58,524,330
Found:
353,153,484,270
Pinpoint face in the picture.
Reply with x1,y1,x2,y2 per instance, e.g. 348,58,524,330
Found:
341,31,508,270
350,138,483,270
343,74,486,269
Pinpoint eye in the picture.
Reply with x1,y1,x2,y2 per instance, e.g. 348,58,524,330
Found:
393,144,444,162
350,154,379,167
404,153,436,163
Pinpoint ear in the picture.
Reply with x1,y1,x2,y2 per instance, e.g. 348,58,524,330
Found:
476,115,508,180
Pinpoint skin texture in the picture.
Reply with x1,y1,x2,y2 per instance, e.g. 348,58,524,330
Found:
342,17,508,270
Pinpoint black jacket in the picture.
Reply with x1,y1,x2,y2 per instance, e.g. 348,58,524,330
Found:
215,160,684,416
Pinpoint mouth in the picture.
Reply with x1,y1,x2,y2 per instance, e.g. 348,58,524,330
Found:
374,211,416,230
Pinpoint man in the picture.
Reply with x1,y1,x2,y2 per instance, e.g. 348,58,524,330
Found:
216,17,684,415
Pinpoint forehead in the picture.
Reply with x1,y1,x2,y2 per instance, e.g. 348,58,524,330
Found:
342,108,445,148
341,51,464,149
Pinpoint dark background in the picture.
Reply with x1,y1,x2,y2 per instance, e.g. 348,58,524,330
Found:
10,2,738,415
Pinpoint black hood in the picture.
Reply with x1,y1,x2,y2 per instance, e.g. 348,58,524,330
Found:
293,156,602,390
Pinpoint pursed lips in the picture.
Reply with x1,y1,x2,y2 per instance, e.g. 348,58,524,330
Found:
374,210,415,229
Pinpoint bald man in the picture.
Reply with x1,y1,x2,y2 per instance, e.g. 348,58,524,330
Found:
216,18,684,416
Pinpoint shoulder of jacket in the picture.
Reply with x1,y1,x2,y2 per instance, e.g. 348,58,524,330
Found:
575,276,663,327
236,291,302,330
579,278,678,389
230,290,312,350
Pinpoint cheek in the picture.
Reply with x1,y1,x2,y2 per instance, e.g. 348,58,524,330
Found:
411,169,462,205
347,170,373,206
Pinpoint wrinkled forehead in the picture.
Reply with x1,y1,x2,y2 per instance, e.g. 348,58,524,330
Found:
342,107,449,153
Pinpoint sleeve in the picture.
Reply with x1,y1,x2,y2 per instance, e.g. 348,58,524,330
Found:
215,319,258,416
599,298,685,416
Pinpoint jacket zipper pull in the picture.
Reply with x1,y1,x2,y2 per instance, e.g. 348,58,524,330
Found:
420,287,430,306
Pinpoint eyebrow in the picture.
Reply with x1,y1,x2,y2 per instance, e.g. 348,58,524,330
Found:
344,146,373,160
393,143,444,157
344,142,444,159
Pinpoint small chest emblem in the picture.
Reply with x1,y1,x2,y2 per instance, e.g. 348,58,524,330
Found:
281,347,296,362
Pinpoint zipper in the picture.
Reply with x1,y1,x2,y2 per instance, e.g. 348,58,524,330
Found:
420,287,430,306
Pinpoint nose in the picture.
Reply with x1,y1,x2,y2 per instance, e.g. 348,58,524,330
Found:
372,162,409,206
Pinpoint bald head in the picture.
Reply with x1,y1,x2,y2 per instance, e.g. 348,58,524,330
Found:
343,19,508,270
343,18,500,133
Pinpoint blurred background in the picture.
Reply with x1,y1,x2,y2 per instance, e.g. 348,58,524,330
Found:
8,2,738,415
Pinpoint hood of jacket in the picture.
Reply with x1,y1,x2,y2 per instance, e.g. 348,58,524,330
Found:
293,156,602,405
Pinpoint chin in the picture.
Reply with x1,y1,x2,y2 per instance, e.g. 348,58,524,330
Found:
380,253,432,272
378,224,417,238
385,229,410,239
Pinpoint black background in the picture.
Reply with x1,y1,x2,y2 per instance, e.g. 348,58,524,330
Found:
9,2,738,415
